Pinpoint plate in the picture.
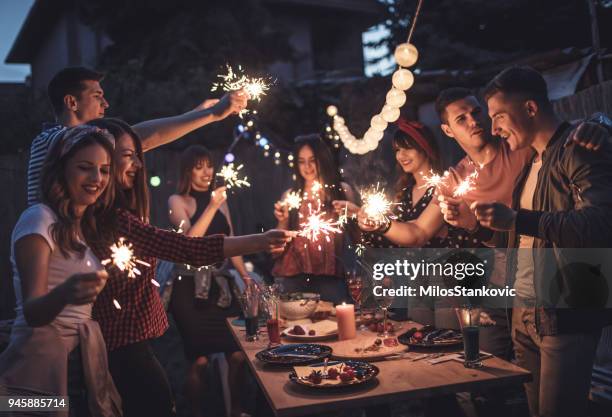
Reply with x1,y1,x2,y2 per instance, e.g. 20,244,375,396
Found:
331,336,407,361
255,343,332,366
398,328,463,348
289,360,379,388
282,319,338,341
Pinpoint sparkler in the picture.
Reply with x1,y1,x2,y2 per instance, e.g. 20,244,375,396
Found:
101,237,151,278
211,65,272,102
281,191,302,210
361,183,398,225
298,203,342,243
453,170,479,197
216,163,251,189
420,170,450,190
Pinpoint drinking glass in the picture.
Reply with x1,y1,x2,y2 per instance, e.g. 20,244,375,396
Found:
241,281,260,342
455,306,482,368
347,270,366,330
373,276,394,337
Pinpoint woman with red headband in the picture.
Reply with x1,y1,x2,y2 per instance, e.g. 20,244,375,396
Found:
334,118,452,248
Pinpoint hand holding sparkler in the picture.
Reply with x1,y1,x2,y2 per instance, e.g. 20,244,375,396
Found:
207,90,250,120
470,201,516,232
356,207,386,233
209,186,228,209
438,195,478,230
211,65,273,116
360,184,398,226
59,270,108,305
273,201,290,224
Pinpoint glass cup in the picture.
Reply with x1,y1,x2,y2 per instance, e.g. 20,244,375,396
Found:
373,276,394,337
241,281,260,342
347,271,366,330
455,306,482,368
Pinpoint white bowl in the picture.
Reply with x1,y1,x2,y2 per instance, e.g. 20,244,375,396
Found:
279,293,320,320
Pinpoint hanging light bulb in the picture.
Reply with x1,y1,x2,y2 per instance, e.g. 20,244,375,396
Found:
392,69,414,91
381,105,401,123
370,114,388,132
386,88,407,108
326,105,338,117
394,43,419,68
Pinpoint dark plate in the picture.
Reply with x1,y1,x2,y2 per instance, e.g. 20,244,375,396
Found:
398,328,463,348
289,360,379,389
256,343,332,366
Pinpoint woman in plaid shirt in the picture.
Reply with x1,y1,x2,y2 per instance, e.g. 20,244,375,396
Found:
87,118,290,417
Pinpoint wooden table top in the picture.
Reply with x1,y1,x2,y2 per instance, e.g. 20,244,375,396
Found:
227,318,531,417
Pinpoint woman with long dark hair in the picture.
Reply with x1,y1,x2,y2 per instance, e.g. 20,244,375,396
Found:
166,145,251,417
272,134,357,303
86,118,291,417
0,126,121,416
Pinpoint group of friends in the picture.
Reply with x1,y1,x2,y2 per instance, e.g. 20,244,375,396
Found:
0,64,611,417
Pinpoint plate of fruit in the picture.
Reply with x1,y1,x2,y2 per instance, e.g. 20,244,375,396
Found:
398,325,463,347
256,343,332,366
289,360,379,388
282,320,338,341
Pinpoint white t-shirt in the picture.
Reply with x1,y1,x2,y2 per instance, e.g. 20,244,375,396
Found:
10,204,103,326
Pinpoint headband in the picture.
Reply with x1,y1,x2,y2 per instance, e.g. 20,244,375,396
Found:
396,118,434,159
59,125,115,157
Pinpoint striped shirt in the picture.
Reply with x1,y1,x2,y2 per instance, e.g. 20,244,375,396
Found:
27,124,66,205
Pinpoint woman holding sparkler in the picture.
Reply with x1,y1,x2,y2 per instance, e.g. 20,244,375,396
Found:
0,126,121,416
335,119,452,248
166,145,252,417
86,118,291,417
272,135,358,304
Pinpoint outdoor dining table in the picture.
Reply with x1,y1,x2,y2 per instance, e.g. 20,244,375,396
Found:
227,317,531,417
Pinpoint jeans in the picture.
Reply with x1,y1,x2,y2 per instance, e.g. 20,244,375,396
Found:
512,307,601,417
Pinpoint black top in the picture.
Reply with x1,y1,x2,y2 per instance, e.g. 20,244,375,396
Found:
189,189,231,236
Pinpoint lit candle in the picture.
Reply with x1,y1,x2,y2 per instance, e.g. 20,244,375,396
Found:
336,302,356,340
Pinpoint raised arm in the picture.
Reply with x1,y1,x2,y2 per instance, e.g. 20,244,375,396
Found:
134,90,248,152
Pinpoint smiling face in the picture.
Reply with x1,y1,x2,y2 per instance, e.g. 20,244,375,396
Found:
297,145,318,183
394,143,429,175
114,133,142,190
190,158,214,192
73,80,109,123
64,143,111,213
487,91,535,151
440,96,490,153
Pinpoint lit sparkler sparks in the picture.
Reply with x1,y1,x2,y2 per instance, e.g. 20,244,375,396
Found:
281,191,302,210
211,65,272,102
101,237,151,278
453,170,479,197
361,183,398,225
298,204,342,243
216,163,251,189
420,170,450,190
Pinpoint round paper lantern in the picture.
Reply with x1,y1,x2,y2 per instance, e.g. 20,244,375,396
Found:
364,129,384,143
392,69,414,91
327,105,338,117
381,105,401,123
370,115,388,132
386,88,407,108
394,43,419,68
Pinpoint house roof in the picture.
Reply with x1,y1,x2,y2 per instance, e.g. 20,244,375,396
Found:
5,0,73,64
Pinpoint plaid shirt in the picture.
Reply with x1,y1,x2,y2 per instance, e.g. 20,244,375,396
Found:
91,209,225,351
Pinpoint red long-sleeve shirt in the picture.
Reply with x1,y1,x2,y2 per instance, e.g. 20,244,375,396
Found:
91,209,225,351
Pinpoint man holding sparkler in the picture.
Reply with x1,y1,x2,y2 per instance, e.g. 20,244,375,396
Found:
27,66,249,206
470,66,612,417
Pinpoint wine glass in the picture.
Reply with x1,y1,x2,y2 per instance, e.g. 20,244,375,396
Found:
346,270,366,330
373,276,394,337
